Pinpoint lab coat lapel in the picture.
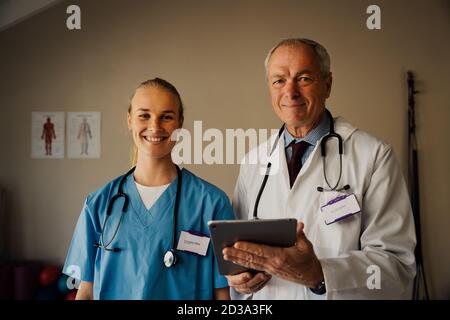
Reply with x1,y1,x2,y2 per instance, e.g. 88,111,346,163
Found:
255,132,290,219
270,130,290,190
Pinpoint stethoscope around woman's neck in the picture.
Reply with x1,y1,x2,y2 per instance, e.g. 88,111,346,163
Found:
94,164,182,268
252,108,350,219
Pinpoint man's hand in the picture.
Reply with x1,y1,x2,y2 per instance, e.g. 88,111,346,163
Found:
222,222,323,288
225,271,271,295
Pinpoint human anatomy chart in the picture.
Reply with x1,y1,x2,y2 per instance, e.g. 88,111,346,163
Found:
67,112,101,159
31,112,65,159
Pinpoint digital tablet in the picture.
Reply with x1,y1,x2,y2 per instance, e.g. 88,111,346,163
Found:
208,218,297,275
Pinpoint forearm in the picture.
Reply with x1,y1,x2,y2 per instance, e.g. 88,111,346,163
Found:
75,281,94,300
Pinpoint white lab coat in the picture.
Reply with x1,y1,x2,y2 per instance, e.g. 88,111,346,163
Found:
232,117,416,300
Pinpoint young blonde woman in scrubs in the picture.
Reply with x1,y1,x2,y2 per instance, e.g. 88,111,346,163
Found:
64,78,232,300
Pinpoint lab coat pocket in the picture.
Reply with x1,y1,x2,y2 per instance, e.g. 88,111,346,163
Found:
313,210,361,258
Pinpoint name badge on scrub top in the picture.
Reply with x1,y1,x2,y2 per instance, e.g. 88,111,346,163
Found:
321,193,361,225
176,231,210,256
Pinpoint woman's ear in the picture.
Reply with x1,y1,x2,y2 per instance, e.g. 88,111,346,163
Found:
127,112,132,130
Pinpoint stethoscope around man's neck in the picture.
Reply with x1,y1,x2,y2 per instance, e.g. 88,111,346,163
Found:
94,165,182,268
252,108,350,219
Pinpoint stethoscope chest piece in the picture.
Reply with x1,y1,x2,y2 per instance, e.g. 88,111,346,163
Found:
164,249,178,268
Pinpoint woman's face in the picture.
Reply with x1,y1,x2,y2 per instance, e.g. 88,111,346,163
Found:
128,86,181,162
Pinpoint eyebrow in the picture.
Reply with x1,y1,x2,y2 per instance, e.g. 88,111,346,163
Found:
136,108,176,114
294,69,315,76
269,74,284,79
269,69,314,79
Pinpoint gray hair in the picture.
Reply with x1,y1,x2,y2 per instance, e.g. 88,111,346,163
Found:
264,38,331,79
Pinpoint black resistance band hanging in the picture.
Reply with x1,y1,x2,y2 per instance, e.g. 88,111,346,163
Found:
407,71,429,300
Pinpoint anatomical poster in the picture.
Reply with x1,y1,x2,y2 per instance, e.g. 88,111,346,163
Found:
67,112,101,159
31,112,65,159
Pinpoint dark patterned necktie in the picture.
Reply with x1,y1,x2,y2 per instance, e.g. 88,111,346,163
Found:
288,140,309,188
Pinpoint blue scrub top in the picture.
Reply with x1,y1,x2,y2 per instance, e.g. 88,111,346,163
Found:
63,168,234,300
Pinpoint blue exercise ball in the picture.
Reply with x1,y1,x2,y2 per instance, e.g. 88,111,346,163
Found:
57,274,71,295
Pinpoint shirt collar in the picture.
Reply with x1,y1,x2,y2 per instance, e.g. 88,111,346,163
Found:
284,111,330,148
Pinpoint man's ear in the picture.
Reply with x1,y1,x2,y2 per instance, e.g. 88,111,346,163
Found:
325,72,332,98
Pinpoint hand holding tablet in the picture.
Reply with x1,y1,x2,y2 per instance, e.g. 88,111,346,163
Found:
208,218,297,275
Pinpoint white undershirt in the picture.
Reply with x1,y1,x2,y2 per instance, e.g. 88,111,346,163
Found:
135,181,170,210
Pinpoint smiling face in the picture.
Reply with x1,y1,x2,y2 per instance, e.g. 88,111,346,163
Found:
267,44,332,137
127,86,182,163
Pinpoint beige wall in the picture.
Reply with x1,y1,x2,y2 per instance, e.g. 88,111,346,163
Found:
0,0,62,32
0,0,449,298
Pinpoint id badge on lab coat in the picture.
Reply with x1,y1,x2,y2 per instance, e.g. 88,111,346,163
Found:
320,193,361,225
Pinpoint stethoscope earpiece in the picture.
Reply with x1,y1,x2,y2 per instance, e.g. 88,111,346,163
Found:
317,184,351,193
93,243,121,252
317,184,350,192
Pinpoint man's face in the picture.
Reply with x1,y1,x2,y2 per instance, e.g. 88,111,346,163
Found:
267,44,332,136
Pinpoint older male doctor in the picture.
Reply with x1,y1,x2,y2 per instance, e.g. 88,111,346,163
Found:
223,38,416,299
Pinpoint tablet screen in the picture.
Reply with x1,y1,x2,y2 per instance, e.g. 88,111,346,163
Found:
208,218,297,275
